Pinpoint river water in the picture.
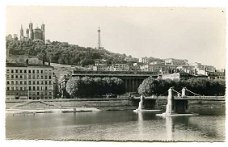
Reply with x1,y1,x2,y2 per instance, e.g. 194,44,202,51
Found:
6,111,225,141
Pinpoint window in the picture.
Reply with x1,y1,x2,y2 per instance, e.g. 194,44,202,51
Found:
45,81,47,84
45,87,47,90
33,81,35,84
20,75,23,79
11,81,14,84
29,70,31,73
11,75,14,78
33,75,35,79
49,81,52,84
15,70,18,73
37,81,39,84
16,81,18,84
37,92,39,95
11,87,14,90
29,75,31,79
7,81,9,84
16,87,18,90
7,75,9,79
11,70,14,73
7,87,9,91
37,75,39,79
20,87,23,90
24,81,27,84
41,81,43,84
41,87,43,90
20,70,22,73
15,75,18,78
33,70,35,73
49,92,52,95
29,81,31,85
41,70,43,73
41,76,43,79
24,70,27,73
37,70,39,73
29,86,31,90
7,69,9,73
45,76,47,79
33,87,35,90
20,81,22,84
49,76,52,79
37,86,39,90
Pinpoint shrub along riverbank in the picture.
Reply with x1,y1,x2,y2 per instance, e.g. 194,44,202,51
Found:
138,77,225,96
66,76,125,98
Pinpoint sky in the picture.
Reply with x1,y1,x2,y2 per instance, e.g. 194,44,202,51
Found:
6,6,226,69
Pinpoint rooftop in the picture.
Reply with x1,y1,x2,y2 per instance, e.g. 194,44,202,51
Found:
6,62,54,68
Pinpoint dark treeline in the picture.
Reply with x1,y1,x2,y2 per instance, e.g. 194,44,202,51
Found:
66,76,125,98
138,77,225,96
6,39,137,66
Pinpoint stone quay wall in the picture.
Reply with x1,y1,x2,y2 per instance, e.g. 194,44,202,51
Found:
6,96,225,115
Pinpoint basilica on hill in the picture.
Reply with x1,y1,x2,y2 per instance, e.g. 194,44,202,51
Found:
20,22,45,42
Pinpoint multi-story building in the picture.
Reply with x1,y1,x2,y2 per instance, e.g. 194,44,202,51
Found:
176,65,195,74
92,65,110,71
139,57,149,64
111,64,130,71
164,58,188,66
6,63,54,100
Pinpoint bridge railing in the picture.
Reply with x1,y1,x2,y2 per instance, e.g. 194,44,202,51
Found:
133,95,225,100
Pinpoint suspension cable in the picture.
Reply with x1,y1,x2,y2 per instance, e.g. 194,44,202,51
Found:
185,88,201,96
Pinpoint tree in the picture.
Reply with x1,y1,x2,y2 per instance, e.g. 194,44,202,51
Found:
138,77,225,96
66,77,81,97
110,77,125,94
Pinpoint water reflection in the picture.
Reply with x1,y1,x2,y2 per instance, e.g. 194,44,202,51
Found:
166,117,174,141
6,111,225,141
137,112,143,139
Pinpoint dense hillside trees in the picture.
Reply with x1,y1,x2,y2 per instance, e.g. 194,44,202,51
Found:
66,76,125,98
138,77,225,96
6,39,135,66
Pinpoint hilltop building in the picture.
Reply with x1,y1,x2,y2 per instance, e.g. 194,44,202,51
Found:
20,23,45,42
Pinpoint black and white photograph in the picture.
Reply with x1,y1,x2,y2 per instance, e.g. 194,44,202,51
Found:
2,0,227,143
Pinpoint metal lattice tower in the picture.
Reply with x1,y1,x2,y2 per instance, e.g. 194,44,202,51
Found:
97,27,101,49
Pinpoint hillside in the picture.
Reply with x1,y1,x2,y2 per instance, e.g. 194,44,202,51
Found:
6,39,138,67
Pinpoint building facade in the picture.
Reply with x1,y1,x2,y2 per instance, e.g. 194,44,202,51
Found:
6,63,54,100
111,64,130,71
164,58,188,66
20,23,45,42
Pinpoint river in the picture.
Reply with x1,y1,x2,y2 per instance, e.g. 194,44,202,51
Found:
6,111,225,141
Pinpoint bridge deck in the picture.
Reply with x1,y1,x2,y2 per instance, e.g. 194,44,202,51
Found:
133,96,225,101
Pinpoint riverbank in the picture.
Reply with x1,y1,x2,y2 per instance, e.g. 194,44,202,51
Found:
6,107,101,115
5,96,225,115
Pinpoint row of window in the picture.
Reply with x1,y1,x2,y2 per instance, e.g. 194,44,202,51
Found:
6,80,52,85
6,75,52,79
6,86,53,91
7,69,52,74
30,92,52,96
29,96,53,99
